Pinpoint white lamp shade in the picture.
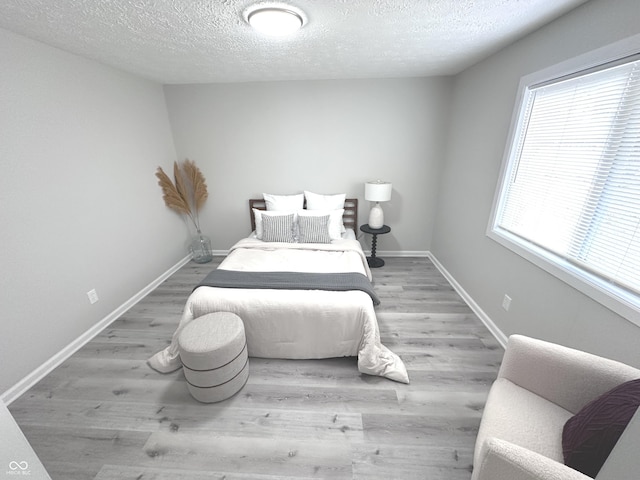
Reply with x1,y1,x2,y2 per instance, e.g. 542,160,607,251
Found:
365,181,392,202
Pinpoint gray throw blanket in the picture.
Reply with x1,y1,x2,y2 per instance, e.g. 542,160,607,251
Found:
195,269,380,306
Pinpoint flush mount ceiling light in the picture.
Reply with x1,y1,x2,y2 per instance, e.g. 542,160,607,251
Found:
246,6,304,36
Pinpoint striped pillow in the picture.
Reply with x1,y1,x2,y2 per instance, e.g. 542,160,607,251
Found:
261,213,295,243
298,214,332,243
298,209,344,239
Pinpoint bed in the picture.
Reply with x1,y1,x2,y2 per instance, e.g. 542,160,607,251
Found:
148,193,409,384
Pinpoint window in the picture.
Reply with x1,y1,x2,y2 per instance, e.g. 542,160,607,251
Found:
489,40,640,324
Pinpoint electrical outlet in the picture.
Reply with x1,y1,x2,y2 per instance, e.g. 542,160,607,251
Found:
87,289,99,305
502,294,512,311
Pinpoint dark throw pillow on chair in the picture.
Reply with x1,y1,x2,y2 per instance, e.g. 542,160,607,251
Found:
562,377,640,478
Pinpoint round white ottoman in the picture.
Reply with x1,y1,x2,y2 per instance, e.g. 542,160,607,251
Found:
178,312,249,403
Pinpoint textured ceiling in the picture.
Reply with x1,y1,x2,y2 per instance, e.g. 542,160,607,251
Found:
0,0,590,84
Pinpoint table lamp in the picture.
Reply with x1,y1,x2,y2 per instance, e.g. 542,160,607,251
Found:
365,180,392,229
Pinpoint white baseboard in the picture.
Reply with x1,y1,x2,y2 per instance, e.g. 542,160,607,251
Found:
427,252,508,348
1,254,192,405
376,250,430,257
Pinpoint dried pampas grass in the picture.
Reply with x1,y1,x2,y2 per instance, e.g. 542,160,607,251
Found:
156,159,208,231
155,167,191,216
183,159,208,211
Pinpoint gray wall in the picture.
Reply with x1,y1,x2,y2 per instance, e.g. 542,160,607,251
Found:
432,0,640,366
0,29,184,396
163,77,451,252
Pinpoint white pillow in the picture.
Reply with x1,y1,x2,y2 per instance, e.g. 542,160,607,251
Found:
263,193,304,211
304,191,346,210
253,209,297,240
298,209,344,240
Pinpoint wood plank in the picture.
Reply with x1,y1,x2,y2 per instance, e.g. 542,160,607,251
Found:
352,444,474,480
139,431,353,478
95,464,322,480
17,425,150,480
11,397,365,442
25,377,401,414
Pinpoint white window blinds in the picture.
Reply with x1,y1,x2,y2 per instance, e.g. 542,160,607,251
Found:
495,55,640,302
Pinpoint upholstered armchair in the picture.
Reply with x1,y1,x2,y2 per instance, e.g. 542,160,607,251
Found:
471,334,640,480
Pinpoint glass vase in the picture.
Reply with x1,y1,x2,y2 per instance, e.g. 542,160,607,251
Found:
190,230,213,264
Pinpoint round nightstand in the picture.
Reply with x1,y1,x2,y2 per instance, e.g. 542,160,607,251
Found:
359,224,391,268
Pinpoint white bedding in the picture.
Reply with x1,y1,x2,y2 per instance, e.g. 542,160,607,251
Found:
148,236,409,384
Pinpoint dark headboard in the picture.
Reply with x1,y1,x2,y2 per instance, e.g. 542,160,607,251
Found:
249,198,358,233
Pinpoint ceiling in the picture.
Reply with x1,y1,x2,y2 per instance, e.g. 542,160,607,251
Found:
0,0,590,85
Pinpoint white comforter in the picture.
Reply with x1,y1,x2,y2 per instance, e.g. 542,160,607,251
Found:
148,237,409,384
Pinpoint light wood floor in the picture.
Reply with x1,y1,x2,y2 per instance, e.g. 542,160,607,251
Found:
9,256,503,480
